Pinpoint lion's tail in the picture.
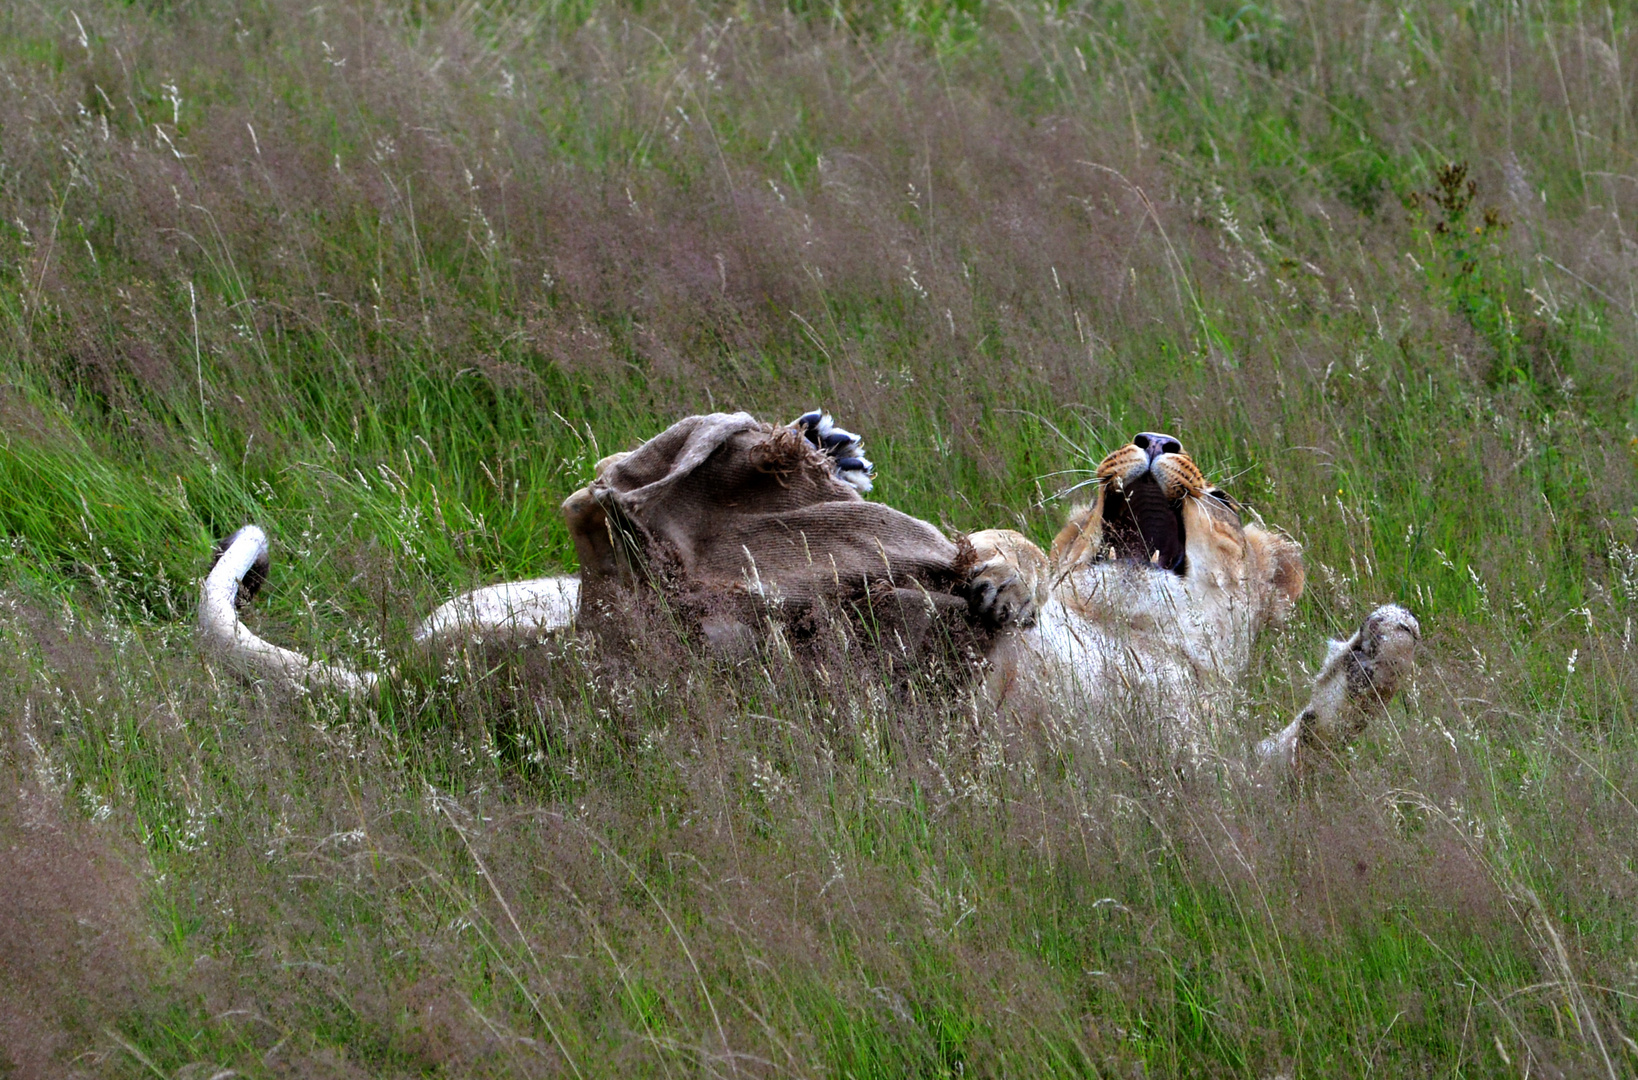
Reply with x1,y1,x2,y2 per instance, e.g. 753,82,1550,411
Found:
198,526,379,696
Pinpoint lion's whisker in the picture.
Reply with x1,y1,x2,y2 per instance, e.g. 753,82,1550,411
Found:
1052,475,1107,501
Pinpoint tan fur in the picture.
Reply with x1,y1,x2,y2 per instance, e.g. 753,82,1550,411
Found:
967,437,1376,762
965,527,1051,627
1048,492,1103,569
973,443,1304,664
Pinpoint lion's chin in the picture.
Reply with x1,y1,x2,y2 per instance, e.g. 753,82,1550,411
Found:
1097,473,1188,575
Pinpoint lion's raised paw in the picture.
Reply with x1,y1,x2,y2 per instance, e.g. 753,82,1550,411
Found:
790,410,874,493
1259,603,1421,768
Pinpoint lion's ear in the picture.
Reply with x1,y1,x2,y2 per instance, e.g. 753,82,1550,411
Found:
1246,526,1304,628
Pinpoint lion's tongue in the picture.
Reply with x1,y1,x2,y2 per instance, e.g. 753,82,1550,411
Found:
1108,473,1187,573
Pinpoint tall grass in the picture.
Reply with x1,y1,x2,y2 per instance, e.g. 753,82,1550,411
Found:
0,0,1635,1074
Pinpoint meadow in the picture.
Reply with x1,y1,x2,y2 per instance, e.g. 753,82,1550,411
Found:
0,0,1635,1074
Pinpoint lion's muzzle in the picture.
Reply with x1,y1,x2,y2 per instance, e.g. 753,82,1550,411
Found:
1093,431,1207,575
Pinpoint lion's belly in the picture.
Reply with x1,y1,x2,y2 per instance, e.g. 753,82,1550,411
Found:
1001,598,1249,758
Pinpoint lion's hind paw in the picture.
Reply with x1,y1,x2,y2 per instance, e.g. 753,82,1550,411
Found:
790,409,874,493
1259,603,1421,768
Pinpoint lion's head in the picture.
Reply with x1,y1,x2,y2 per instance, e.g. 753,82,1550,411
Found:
1037,432,1304,690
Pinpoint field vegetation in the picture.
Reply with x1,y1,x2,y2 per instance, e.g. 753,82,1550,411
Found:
1,0,1636,1074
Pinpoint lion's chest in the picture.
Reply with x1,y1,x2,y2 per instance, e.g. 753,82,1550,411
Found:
1003,564,1266,741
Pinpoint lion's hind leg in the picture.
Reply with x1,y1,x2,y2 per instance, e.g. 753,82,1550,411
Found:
1259,604,1421,768
414,578,580,644
789,410,874,492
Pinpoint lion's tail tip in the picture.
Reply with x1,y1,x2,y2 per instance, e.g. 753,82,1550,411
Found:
208,525,271,609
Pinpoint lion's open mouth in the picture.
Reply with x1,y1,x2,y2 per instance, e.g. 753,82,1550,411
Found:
1101,473,1187,574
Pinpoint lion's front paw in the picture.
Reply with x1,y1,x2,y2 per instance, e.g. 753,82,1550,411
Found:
962,529,1049,630
1259,603,1421,767
965,557,1039,629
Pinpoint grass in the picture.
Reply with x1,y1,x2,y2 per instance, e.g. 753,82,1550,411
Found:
0,0,1636,1074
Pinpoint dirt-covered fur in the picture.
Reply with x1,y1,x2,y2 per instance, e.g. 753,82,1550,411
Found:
964,432,1418,765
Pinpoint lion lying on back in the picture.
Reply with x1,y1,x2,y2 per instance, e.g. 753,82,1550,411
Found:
200,414,1416,768
959,431,1419,764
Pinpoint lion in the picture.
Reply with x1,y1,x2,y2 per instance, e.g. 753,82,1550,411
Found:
958,431,1420,765
199,416,1416,768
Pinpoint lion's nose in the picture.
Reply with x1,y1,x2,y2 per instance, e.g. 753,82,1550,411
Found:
1132,432,1183,462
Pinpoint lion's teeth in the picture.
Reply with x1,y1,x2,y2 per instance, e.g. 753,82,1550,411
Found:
1151,549,1161,565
